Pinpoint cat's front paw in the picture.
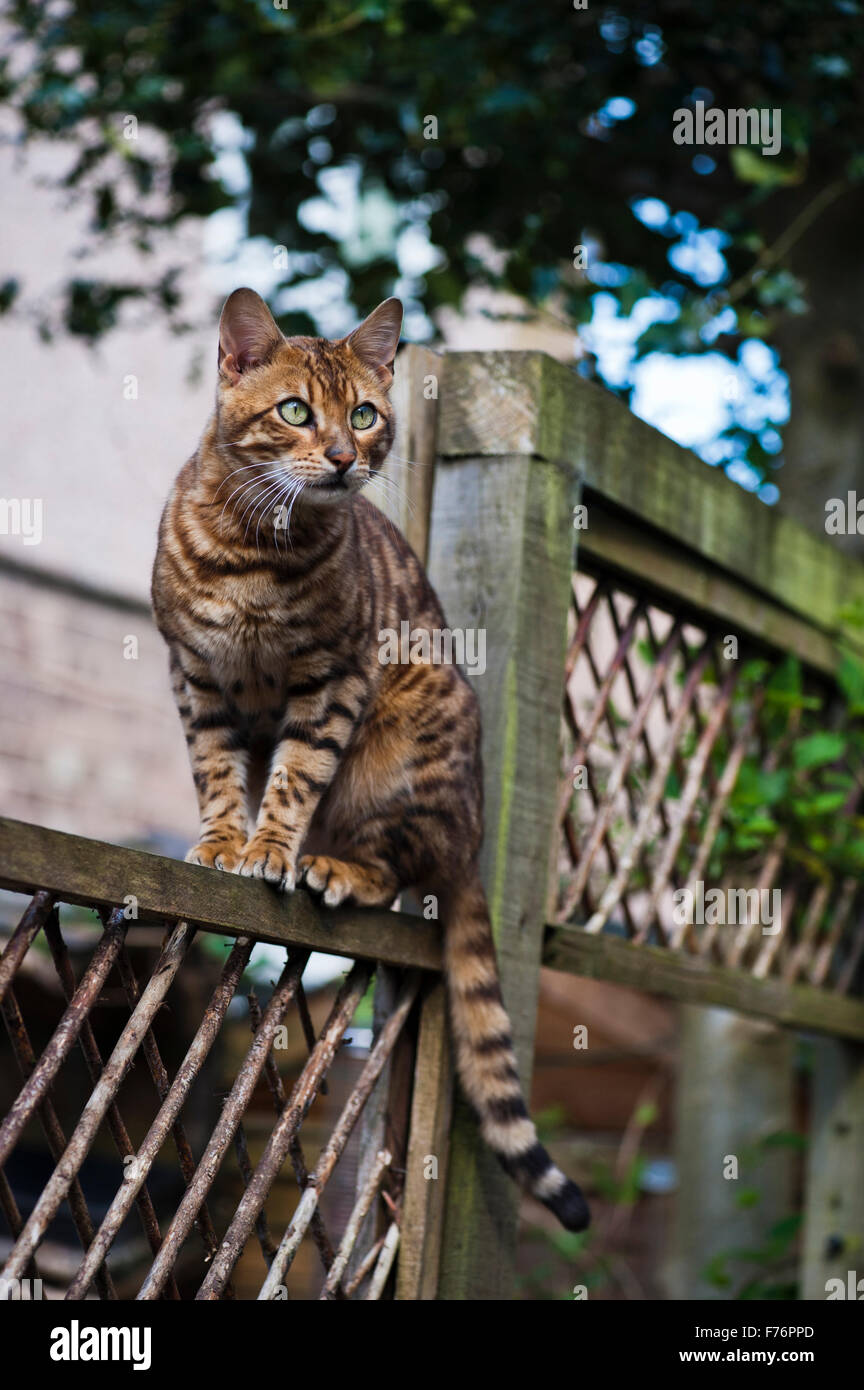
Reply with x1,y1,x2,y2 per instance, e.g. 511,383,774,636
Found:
235,836,296,892
299,855,395,908
185,837,244,872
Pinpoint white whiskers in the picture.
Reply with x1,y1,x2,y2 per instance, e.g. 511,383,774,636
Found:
366,469,417,524
239,474,290,547
222,464,283,533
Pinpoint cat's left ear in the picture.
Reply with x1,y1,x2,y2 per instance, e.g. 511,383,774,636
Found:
218,288,284,385
344,298,403,386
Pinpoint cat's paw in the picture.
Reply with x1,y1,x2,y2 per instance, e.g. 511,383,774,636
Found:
299,855,381,908
185,838,244,872
235,837,296,892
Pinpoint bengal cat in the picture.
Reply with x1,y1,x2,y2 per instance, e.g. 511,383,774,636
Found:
151,288,589,1232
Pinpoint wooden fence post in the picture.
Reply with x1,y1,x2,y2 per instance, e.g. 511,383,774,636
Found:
422,351,579,1299
353,344,452,1299
800,1038,864,1300
395,975,454,1299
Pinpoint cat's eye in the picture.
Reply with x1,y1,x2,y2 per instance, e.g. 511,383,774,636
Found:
350,403,377,430
278,398,311,426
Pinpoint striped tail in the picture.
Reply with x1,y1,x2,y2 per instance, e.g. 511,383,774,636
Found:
439,869,590,1232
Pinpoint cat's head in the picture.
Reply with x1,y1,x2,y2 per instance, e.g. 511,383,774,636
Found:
213,288,402,515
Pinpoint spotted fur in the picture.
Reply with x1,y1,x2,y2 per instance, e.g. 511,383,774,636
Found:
151,289,589,1232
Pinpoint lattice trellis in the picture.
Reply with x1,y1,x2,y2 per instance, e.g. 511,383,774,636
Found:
0,890,416,1300
554,565,864,995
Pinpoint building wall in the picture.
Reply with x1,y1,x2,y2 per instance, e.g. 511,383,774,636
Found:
0,562,195,846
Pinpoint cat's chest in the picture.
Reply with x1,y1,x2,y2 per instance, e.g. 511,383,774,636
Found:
192,571,335,685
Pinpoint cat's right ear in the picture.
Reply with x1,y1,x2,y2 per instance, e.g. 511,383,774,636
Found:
218,289,284,384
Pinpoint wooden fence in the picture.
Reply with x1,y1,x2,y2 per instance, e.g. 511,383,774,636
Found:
1,346,863,1299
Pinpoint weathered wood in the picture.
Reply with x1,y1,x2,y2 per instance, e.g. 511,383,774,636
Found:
375,343,440,565
395,978,454,1301
438,350,864,640
345,965,404,1298
578,499,839,676
357,348,443,1297
427,419,579,1299
0,817,441,972
544,924,864,1041
800,1039,864,1300
667,1007,795,1301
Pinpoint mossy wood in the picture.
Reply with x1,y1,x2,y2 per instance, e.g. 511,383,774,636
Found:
395,978,454,1301
545,924,864,1043
438,351,864,647
427,438,579,1300
360,345,450,1299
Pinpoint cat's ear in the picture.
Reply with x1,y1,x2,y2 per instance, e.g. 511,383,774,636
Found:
344,298,403,386
218,288,284,384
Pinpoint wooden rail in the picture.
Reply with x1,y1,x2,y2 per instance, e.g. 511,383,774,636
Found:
436,349,864,652
0,817,442,972
545,924,864,1042
6,816,861,1041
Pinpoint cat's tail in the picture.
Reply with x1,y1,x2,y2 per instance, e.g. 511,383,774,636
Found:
437,868,590,1232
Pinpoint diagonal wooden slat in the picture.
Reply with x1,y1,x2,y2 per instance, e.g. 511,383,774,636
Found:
558,620,684,921
644,660,740,940
586,644,712,940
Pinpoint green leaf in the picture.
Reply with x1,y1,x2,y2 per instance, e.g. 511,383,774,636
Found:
702,1253,732,1289
761,1131,808,1152
793,732,846,770
807,791,848,815
741,817,779,835
767,1213,803,1244
730,146,803,187
837,652,864,706
634,1101,658,1127
736,1187,761,1209
755,770,789,805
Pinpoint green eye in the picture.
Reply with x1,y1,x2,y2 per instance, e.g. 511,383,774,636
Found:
350,403,377,430
278,398,310,425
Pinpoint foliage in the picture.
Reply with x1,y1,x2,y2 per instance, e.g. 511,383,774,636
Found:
4,2,864,484
700,1131,806,1300
520,1096,660,1300
704,634,864,887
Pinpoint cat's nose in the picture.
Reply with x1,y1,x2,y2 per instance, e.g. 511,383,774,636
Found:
325,443,357,474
